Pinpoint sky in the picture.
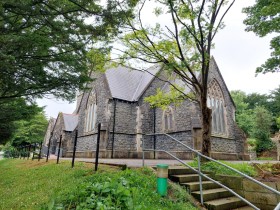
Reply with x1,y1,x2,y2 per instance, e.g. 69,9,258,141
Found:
37,0,280,119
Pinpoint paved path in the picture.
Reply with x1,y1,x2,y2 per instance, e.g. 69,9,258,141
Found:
49,156,279,168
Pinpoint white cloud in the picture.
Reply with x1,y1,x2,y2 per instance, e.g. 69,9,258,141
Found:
39,0,280,118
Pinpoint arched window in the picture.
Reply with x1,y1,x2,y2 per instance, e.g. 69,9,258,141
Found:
163,107,174,132
207,80,227,135
85,91,97,132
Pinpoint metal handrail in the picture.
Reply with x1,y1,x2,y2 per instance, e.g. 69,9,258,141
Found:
144,149,259,210
143,133,280,210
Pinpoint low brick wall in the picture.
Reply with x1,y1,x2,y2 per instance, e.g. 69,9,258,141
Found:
214,175,280,210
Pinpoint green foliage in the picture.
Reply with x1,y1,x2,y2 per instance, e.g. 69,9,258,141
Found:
252,106,275,153
247,138,257,149
231,90,254,136
144,86,186,109
50,167,197,210
256,157,274,161
231,87,280,137
0,98,42,144
269,86,280,117
276,116,280,130
2,142,17,158
11,112,48,146
190,160,257,177
0,0,136,101
243,0,280,74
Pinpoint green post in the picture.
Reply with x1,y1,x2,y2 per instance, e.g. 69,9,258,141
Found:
157,164,168,196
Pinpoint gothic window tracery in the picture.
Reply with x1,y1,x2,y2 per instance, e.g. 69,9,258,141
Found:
85,91,97,132
208,79,226,135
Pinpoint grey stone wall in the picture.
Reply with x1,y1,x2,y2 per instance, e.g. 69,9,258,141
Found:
211,136,237,153
107,133,137,151
76,134,97,151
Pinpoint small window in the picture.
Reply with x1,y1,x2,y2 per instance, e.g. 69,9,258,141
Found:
163,107,174,132
85,103,97,132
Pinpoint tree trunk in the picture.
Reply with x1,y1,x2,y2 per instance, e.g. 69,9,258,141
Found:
201,94,212,157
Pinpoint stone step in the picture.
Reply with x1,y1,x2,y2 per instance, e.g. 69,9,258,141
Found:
192,188,232,202
181,181,220,192
168,166,198,175
204,196,247,210
232,206,255,210
170,174,209,183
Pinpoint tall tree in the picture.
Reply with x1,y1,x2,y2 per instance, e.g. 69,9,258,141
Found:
231,90,254,136
11,112,48,146
0,98,42,144
252,106,274,153
243,0,280,74
117,0,235,156
0,0,136,101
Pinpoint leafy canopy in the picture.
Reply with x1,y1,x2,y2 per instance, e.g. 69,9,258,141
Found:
0,0,136,101
11,112,48,146
0,98,42,144
243,0,280,74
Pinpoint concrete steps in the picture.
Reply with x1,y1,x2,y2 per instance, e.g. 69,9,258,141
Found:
181,181,219,191
192,188,232,202
204,196,248,210
168,166,252,210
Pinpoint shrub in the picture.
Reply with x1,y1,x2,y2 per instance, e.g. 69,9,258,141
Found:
49,168,197,210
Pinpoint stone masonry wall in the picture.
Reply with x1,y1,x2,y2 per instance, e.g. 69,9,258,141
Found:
211,137,237,153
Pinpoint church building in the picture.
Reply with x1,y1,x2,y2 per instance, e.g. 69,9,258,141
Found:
43,58,249,160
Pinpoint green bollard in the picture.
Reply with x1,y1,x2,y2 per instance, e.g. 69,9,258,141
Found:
157,164,168,196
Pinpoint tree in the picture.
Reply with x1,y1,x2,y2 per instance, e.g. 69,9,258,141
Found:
11,112,48,146
117,0,235,156
0,98,42,144
243,0,280,74
269,85,280,116
230,90,254,136
244,92,270,110
252,106,274,153
0,0,136,101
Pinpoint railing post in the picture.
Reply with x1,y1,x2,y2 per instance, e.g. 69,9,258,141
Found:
38,141,42,161
32,144,35,160
142,138,145,167
197,155,203,205
46,132,53,162
56,135,62,164
72,130,78,168
95,123,101,171
27,144,31,160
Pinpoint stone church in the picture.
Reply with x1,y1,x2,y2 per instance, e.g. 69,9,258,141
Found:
43,58,249,160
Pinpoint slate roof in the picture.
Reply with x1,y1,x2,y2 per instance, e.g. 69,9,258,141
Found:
62,113,79,131
105,65,161,102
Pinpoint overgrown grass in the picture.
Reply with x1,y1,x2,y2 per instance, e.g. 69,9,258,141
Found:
0,159,117,209
0,159,197,210
189,159,257,177
47,167,197,210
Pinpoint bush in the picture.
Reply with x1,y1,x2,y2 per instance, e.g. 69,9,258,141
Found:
49,168,197,210
256,138,275,153
247,138,257,148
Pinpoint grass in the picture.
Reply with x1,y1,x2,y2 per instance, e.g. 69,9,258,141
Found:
189,159,257,177
0,159,118,210
0,159,197,210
